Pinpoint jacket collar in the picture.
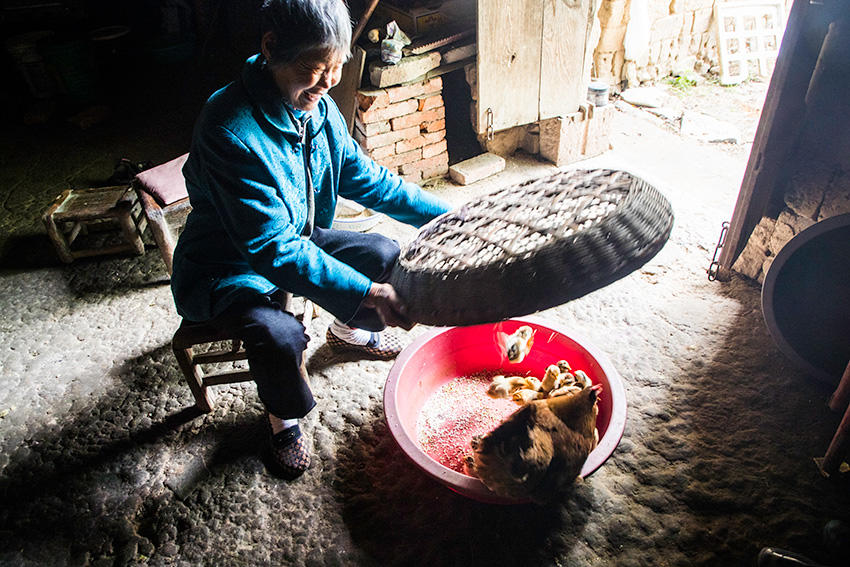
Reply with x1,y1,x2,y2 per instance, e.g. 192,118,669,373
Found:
241,53,327,140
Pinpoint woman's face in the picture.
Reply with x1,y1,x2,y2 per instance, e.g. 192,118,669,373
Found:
267,45,345,112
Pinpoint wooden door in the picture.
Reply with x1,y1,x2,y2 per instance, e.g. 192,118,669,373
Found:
476,0,596,135
477,0,543,134
539,0,596,120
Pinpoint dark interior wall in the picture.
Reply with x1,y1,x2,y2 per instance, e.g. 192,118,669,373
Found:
0,0,263,125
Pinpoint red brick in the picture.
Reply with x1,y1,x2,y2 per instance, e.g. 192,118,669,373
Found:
423,120,446,133
395,135,427,154
420,153,450,180
357,125,421,150
422,139,448,159
358,98,418,124
422,130,446,144
421,165,449,181
357,89,389,111
390,106,446,131
423,76,442,95
368,144,396,161
377,148,422,169
395,130,445,154
417,94,443,112
355,117,391,137
401,171,423,183
399,151,449,177
387,82,426,104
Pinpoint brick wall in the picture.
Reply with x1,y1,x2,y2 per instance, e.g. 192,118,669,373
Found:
353,77,450,183
732,164,850,284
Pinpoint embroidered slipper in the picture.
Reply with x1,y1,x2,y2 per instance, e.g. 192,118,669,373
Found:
325,327,404,360
267,421,310,480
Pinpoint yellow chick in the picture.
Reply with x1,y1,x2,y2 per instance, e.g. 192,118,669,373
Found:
540,364,561,395
524,377,542,392
505,376,530,393
574,370,592,389
487,375,529,399
500,325,536,363
486,375,510,399
512,388,542,404
556,360,571,373
559,372,576,387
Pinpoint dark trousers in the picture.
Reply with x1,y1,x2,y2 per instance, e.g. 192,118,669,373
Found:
207,226,400,419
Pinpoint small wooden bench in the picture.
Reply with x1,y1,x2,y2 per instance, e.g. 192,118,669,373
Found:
42,186,145,263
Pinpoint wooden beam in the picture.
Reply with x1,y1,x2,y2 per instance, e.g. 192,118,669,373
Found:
716,0,830,278
352,0,380,47
329,46,366,134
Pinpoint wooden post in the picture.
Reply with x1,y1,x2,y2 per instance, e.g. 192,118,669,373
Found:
173,344,214,413
42,190,74,263
116,200,146,256
820,402,850,477
137,189,178,275
328,46,366,134
828,359,850,413
351,0,380,47
816,358,850,477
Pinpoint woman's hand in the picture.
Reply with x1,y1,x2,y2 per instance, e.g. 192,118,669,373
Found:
362,282,414,330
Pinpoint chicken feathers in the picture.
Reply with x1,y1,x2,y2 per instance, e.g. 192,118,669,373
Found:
467,384,602,503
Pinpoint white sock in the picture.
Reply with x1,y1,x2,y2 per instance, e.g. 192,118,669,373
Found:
269,414,298,435
329,319,374,345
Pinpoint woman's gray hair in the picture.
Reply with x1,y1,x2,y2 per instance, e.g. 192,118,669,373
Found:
260,0,352,65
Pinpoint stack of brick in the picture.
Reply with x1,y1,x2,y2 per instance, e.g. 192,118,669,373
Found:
353,77,449,183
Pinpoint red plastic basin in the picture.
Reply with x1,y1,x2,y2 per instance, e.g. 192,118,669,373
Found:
384,317,628,504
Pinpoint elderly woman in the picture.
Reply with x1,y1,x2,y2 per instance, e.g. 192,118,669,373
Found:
171,0,451,479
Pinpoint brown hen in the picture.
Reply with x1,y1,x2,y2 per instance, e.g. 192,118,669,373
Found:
467,384,601,503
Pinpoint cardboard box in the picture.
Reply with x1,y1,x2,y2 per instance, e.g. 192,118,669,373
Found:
374,3,445,36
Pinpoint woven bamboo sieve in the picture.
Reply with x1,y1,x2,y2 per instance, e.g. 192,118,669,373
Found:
390,168,674,326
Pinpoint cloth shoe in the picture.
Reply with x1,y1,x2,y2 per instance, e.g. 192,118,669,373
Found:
266,420,310,480
325,327,403,359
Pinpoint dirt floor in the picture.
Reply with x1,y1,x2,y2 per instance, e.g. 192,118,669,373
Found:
1,70,850,567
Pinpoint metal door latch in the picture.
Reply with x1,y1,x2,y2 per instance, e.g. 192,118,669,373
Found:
486,108,494,141
707,221,729,281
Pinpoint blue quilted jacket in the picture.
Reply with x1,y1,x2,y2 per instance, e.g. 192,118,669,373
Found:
171,54,451,323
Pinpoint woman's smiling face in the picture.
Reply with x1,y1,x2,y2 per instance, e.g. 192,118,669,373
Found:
266,45,345,111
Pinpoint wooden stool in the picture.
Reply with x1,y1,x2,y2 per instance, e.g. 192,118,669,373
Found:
42,186,146,263
816,358,850,477
172,293,315,413
132,153,190,275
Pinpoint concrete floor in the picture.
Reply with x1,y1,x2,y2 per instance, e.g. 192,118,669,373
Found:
3,66,850,566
